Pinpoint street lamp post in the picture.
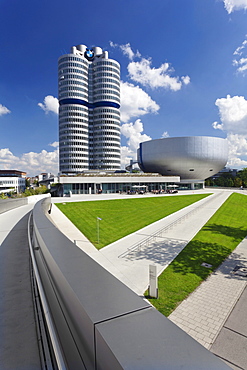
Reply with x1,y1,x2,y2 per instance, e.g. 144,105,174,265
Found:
97,217,102,244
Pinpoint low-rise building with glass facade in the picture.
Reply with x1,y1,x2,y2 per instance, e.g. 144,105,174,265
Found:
58,173,180,195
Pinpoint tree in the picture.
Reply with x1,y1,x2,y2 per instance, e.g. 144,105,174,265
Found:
236,168,247,187
234,177,242,188
25,178,30,188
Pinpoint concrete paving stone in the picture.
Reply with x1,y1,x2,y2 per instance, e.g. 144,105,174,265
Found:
195,332,205,340
207,318,215,324
203,336,212,344
188,323,197,330
201,324,212,332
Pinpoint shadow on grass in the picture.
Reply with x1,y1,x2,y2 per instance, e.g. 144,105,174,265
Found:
203,224,247,242
170,240,232,279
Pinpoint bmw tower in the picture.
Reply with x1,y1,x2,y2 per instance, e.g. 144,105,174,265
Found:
58,45,121,173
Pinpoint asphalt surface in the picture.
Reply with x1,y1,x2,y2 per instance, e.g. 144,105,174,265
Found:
0,205,41,370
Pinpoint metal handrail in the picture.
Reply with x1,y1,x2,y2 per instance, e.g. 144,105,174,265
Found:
28,212,66,370
118,193,219,258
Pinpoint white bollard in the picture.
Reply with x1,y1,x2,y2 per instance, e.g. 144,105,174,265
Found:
149,265,158,298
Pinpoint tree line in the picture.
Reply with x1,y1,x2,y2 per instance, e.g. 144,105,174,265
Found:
205,168,247,188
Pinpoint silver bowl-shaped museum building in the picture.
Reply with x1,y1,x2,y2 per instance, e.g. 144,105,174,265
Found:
137,136,228,185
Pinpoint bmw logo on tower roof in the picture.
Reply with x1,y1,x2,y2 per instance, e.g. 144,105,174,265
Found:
84,48,94,61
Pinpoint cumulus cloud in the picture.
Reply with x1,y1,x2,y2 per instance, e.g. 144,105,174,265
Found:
49,141,59,148
214,95,247,134
223,0,247,13
162,131,170,138
0,104,10,116
120,81,159,122
120,119,151,169
38,95,59,114
121,119,151,156
0,147,59,176
233,38,247,74
120,146,136,168
110,41,190,91
213,94,247,166
226,133,247,166
110,41,141,61
128,58,190,91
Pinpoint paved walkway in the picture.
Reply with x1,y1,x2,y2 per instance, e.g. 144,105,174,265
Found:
210,282,247,369
0,204,41,370
168,238,247,350
51,189,232,295
51,189,247,368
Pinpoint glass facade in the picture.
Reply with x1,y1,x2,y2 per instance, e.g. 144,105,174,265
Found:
62,181,197,195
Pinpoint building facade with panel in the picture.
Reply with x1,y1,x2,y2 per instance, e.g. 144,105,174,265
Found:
0,170,26,193
137,136,228,189
58,44,121,173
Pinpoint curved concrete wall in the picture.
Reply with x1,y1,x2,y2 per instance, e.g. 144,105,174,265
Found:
138,136,228,180
31,198,230,369
0,198,27,214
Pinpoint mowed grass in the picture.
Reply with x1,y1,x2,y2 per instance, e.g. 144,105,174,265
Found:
56,194,209,249
148,192,247,316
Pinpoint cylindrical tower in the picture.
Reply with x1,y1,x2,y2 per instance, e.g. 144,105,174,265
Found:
89,57,121,170
58,45,121,174
58,49,89,173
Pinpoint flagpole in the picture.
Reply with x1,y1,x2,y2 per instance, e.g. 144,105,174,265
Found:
97,217,102,244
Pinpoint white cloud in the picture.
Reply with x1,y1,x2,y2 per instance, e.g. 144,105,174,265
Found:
233,39,247,55
214,95,247,134
0,104,10,116
49,141,59,148
223,0,247,13
111,41,190,91
121,119,151,156
120,81,159,122
213,94,247,167
226,133,247,166
128,58,190,91
120,119,151,169
110,42,141,60
234,58,247,74
233,38,247,74
0,147,59,176
162,131,170,138
181,75,191,85
38,95,59,114
212,121,224,130
120,146,136,168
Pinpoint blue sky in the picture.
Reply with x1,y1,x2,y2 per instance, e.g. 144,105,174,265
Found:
1,0,247,176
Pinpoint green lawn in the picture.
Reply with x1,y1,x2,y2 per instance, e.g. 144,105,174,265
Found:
56,193,209,249
148,192,247,316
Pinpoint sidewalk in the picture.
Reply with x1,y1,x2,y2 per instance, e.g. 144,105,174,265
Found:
169,238,247,369
168,238,247,349
0,204,41,370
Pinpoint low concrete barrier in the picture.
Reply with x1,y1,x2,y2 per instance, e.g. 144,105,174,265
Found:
31,198,230,369
27,193,50,204
0,198,28,214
